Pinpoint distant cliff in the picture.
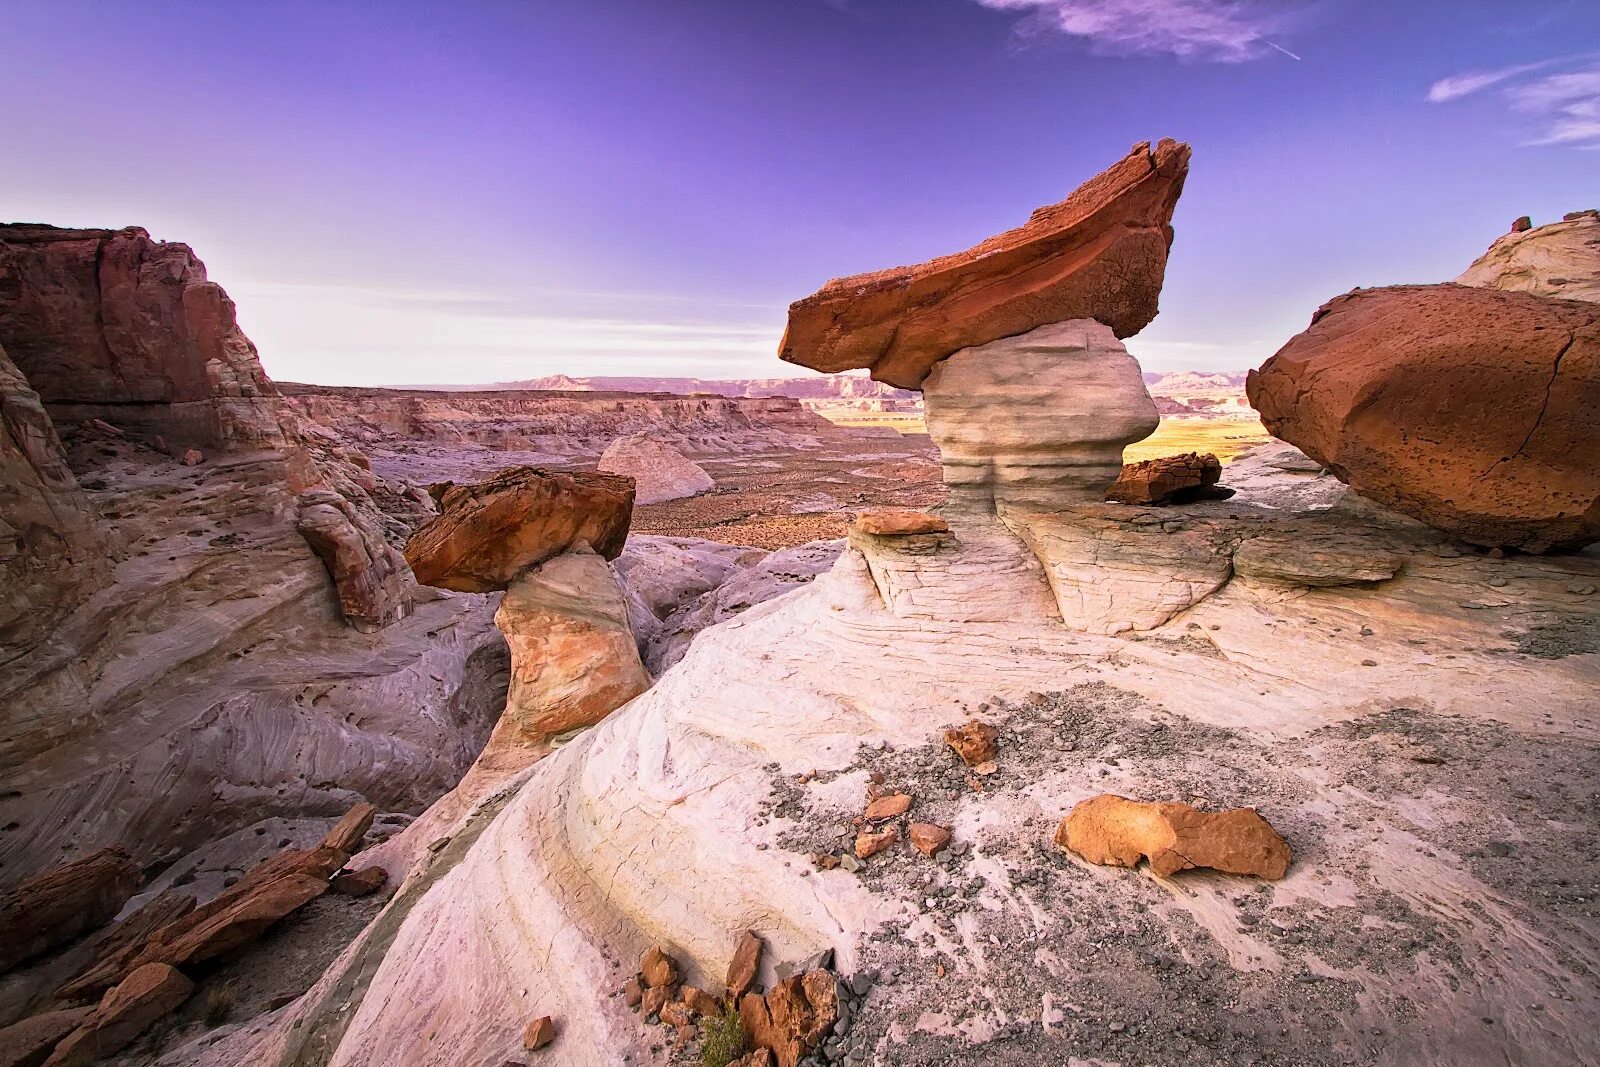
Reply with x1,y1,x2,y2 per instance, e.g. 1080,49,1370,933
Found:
394,372,917,402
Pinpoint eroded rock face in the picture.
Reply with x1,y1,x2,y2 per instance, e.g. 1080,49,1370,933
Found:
405,467,636,592
295,489,411,631
45,963,193,1067
1056,794,1291,880
1248,284,1600,553
0,225,297,449
597,435,714,504
1455,211,1600,304
780,140,1190,388
923,321,1158,513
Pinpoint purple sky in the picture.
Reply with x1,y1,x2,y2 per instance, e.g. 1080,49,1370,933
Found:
3,1,1597,384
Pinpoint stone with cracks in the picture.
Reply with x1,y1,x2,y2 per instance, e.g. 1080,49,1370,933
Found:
0,846,141,973
0,1007,92,1067
295,489,411,632
944,720,998,766
726,931,763,1000
1248,284,1600,553
641,945,679,989
850,510,950,537
738,969,839,1067
780,140,1190,388
404,466,635,592
1056,794,1291,880
1106,452,1230,505
44,963,194,1067
596,434,714,504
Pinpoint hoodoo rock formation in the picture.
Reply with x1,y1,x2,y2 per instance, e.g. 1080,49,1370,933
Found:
780,139,1190,388
1248,284,1600,552
597,434,715,504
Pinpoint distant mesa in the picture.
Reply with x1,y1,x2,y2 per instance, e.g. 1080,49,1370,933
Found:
780,139,1191,389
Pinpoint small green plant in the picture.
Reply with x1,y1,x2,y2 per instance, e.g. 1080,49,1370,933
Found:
699,1002,747,1067
203,984,236,1028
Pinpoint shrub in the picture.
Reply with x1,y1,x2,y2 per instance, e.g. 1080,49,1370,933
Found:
699,1002,747,1067
203,984,236,1028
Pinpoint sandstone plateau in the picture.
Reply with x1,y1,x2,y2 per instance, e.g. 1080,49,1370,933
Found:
780,140,1190,388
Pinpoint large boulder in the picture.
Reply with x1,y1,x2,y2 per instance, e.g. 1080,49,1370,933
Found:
404,467,636,592
44,963,194,1067
1247,284,1600,553
779,139,1190,388
0,846,141,973
1056,795,1291,880
1455,211,1600,304
295,488,412,631
597,435,714,504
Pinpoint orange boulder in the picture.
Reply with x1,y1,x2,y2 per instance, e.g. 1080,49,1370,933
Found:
1056,794,1290,880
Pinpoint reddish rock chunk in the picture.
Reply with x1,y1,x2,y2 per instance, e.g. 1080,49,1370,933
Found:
1511,215,1532,233
853,828,898,859
522,1014,556,1051
1056,794,1291,880
0,845,142,973
621,976,644,1008
321,801,377,853
851,510,950,537
863,794,912,822
731,1051,775,1067
907,823,952,858
641,985,673,1019
1105,452,1231,505
659,1000,695,1028
738,969,840,1067
404,467,635,592
780,139,1190,389
726,930,764,1000
297,491,411,632
681,986,723,1018
330,866,387,897
1247,284,1600,553
45,963,193,1067
944,720,998,767
641,945,679,989
0,1007,92,1067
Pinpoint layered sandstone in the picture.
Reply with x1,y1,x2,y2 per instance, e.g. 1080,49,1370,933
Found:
780,139,1190,388
0,847,141,972
295,489,412,632
922,321,1159,513
1248,284,1600,552
1455,211,1600,304
597,435,714,504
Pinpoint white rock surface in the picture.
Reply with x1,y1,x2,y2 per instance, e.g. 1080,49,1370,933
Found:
1455,211,1600,303
596,434,715,504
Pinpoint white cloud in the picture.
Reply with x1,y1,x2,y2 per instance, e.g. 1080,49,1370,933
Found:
975,0,1301,62
1429,57,1600,149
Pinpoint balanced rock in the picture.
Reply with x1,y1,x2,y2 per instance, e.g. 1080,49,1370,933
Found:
45,963,193,1067
923,321,1159,513
1456,211,1600,304
1056,794,1291,880
1106,452,1231,505
405,466,635,591
780,139,1191,388
596,435,714,504
0,845,141,972
1248,285,1600,552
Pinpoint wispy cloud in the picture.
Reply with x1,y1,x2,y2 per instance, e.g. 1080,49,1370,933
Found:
1428,55,1600,149
974,0,1304,62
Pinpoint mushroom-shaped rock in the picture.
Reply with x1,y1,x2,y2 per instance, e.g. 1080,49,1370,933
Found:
1247,284,1600,553
1056,794,1290,880
924,320,1159,512
780,139,1190,388
1455,211,1600,304
596,435,714,504
404,467,635,592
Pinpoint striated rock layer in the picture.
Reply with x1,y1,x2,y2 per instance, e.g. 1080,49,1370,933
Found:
1248,284,1600,552
780,140,1190,388
1455,211,1600,304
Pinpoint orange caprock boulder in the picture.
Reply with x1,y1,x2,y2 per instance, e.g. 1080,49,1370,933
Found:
1248,284,1600,553
779,139,1190,388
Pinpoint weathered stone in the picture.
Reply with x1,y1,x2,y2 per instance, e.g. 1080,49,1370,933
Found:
641,945,679,989
1106,452,1231,505
296,490,411,632
780,140,1190,388
54,889,196,1003
1248,284,1600,552
641,984,673,1019
44,963,193,1067
522,1014,556,1051
405,466,635,592
1233,530,1402,587
923,321,1159,513
863,794,911,822
330,866,387,897
597,435,714,504
180,448,204,466
320,801,377,853
726,930,763,1000
1456,212,1600,303
738,969,839,1067
1056,794,1291,880
731,1051,774,1067
943,720,998,766
0,845,141,972
621,977,643,1008
853,828,898,859
907,823,952,858
0,1007,92,1067
682,986,723,1017
659,1000,695,1028
850,510,950,537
